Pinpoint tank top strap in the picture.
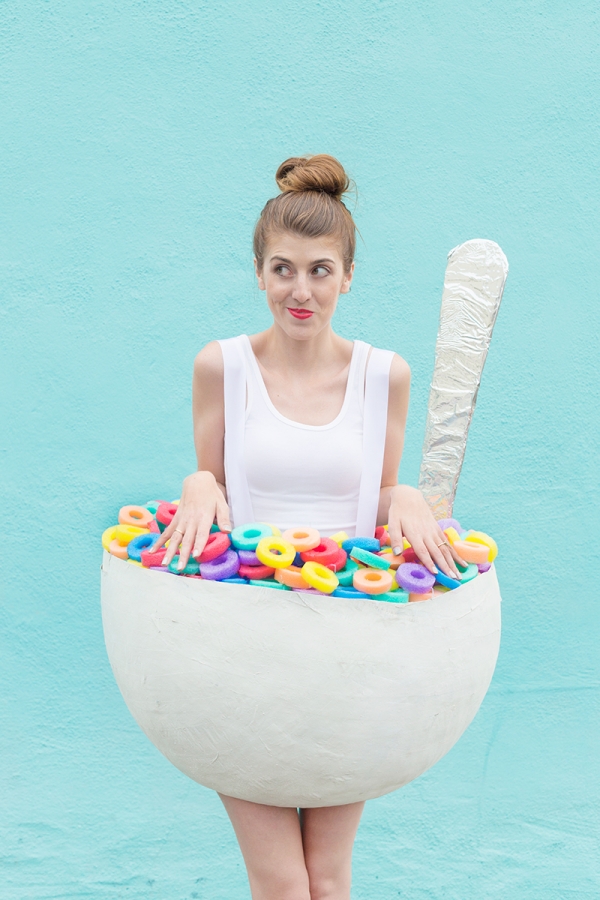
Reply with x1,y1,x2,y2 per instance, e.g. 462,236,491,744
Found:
218,336,255,527
348,340,371,414
355,347,395,537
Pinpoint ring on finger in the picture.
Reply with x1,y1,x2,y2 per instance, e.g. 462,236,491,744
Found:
437,539,449,548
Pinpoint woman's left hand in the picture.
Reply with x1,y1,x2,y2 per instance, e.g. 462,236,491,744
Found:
387,484,466,580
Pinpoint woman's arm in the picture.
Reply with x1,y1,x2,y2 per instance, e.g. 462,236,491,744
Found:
378,354,463,580
153,341,232,570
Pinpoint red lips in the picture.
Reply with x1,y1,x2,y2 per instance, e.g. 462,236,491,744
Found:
288,308,313,319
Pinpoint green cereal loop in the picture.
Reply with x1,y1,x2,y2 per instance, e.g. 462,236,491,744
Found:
349,546,391,570
249,579,290,590
336,560,360,586
459,563,478,583
168,556,200,576
230,522,273,551
379,590,409,603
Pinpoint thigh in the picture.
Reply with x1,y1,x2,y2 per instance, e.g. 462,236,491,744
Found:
300,802,365,891
218,794,310,897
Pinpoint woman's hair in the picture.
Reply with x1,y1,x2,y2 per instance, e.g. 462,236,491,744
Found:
253,154,356,273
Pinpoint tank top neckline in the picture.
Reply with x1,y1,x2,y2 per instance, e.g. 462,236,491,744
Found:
241,334,367,432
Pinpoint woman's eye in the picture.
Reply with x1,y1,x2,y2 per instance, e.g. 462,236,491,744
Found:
313,266,330,276
274,265,290,276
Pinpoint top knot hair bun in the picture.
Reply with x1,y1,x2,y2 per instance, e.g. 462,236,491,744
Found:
254,153,357,274
275,155,352,200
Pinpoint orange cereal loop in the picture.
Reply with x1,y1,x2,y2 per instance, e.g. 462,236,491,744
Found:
119,505,154,528
281,527,320,552
465,530,498,562
452,540,489,565
275,566,310,589
353,568,393,595
409,590,433,602
109,539,129,559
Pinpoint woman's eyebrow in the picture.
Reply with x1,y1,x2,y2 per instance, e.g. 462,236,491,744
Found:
270,256,336,265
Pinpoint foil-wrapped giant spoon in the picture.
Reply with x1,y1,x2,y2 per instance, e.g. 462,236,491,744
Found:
418,239,509,519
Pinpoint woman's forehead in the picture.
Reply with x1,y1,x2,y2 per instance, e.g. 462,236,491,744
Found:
265,232,344,263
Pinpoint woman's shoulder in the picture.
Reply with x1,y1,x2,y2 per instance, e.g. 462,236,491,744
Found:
193,340,225,386
368,344,410,386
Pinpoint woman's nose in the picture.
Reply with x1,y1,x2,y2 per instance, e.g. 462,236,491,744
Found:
291,278,311,303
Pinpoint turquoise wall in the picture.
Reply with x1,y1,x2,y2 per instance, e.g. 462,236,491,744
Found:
2,1,598,897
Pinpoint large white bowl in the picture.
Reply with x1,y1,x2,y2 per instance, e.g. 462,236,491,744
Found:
101,552,501,807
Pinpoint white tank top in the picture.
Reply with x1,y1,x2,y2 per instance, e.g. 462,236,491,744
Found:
218,335,394,538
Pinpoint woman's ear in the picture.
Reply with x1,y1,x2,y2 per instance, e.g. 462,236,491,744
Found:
254,258,266,291
339,261,355,294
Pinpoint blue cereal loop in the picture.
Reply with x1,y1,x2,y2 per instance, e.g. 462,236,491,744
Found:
127,532,157,561
341,536,380,554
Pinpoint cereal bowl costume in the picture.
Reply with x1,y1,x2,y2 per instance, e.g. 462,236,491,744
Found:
101,240,507,807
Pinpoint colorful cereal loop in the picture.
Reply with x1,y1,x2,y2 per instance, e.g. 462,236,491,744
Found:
302,561,339,594
275,566,310,589
230,522,273,551
196,531,231,563
256,537,296,569
115,523,149,546
465,530,498,562
353,568,393,595
282,527,321,553
452,540,490,565
102,525,118,552
300,537,340,566
108,539,129,559
409,590,434,602
349,546,391,570
118,505,154,528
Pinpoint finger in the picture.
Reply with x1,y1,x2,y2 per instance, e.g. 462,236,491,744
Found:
177,526,197,571
429,539,460,579
162,524,184,566
450,544,468,568
151,528,169,553
388,518,404,557
192,521,213,560
216,496,232,533
411,539,437,575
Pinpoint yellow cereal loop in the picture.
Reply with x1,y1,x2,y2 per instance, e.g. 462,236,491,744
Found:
115,523,150,546
465,530,498,562
302,561,339,594
443,527,461,545
256,536,296,569
260,522,281,536
102,525,118,552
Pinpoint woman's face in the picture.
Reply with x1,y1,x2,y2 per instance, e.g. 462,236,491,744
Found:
255,231,354,339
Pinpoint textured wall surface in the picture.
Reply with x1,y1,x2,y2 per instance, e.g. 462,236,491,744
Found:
1,1,598,898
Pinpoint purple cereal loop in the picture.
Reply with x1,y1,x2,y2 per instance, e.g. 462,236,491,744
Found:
200,548,240,580
395,563,436,594
238,549,260,566
436,517,462,533
477,562,492,573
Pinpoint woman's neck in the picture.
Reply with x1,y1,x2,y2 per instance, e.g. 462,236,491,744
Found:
250,323,351,378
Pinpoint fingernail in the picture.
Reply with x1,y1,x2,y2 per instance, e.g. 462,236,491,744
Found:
393,546,401,556
161,558,169,566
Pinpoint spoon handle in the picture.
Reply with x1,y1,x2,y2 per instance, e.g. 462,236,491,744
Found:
418,239,509,519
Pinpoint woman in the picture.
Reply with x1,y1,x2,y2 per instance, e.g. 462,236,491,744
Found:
153,154,464,900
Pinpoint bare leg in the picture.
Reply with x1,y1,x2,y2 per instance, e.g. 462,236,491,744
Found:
218,793,310,900
301,802,365,900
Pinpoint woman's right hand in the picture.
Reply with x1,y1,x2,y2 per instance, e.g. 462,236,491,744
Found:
152,470,232,571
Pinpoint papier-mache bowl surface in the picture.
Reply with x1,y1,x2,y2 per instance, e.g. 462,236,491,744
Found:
101,551,501,807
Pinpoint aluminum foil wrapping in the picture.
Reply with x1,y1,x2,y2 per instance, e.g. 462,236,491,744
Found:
418,239,508,519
